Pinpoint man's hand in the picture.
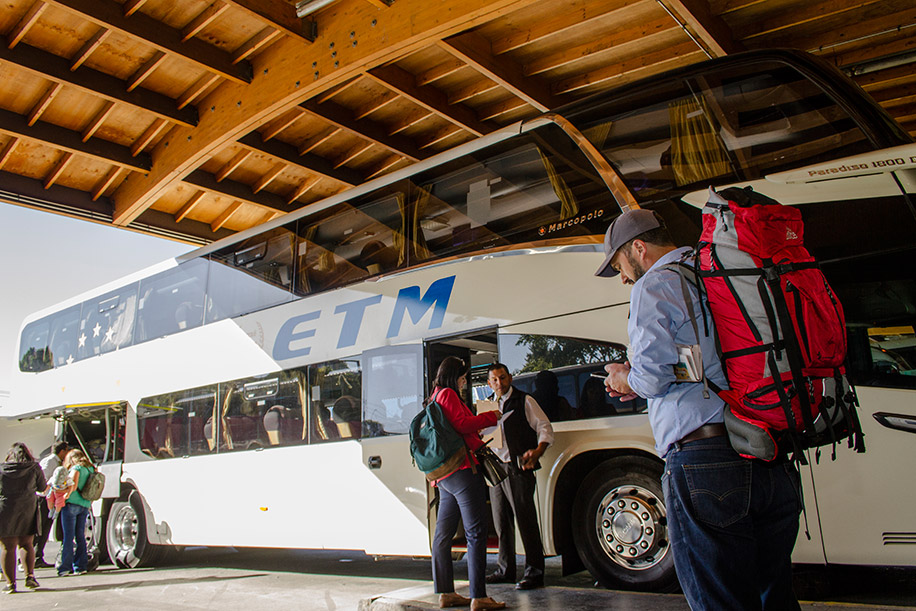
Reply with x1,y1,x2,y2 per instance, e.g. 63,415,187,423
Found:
604,362,639,402
521,443,548,470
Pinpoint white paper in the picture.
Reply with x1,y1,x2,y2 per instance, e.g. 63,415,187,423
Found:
480,407,510,449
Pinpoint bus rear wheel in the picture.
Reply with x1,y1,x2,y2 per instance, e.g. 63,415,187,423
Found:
572,457,678,592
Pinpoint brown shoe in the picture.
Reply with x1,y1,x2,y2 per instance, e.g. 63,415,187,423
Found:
470,597,506,611
439,592,471,608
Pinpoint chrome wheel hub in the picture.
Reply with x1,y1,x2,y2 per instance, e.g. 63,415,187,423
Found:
596,484,668,571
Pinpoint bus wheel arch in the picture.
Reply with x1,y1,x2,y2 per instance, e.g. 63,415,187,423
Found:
105,488,170,568
568,455,678,592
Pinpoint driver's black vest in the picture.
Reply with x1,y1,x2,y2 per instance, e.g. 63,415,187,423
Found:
494,388,540,470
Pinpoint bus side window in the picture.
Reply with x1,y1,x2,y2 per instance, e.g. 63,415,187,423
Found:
308,359,362,443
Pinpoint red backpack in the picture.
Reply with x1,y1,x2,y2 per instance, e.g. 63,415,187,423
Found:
678,187,865,461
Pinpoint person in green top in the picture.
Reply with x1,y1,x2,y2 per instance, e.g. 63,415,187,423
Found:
59,449,94,577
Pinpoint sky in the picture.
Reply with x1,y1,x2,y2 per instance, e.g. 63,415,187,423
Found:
0,205,194,393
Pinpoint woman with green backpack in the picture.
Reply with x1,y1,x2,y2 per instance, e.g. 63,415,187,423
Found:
429,356,505,611
58,449,95,577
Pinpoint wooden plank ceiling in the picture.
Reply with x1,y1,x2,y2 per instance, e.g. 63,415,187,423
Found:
0,0,913,244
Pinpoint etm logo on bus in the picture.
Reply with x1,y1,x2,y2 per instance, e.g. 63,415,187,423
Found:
272,275,456,360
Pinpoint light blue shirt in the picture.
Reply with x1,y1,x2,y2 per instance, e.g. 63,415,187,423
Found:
626,247,728,457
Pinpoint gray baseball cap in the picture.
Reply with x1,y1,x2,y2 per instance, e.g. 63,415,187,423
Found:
594,209,661,277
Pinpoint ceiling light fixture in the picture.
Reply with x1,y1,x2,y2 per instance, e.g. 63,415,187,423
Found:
295,0,339,18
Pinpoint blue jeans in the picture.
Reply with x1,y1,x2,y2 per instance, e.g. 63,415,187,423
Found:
663,436,802,611
59,503,90,575
432,467,488,599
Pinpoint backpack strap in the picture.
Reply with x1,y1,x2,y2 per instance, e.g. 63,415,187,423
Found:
662,258,713,399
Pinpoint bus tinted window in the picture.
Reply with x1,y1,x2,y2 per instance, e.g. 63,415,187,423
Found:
136,259,208,342
77,283,138,360
138,385,217,459
295,185,406,296
499,333,644,420
48,305,81,369
409,124,616,264
362,348,422,437
219,370,307,450
19,318,51,372
309,359,362,443
206,226,296,323
569,60,876,203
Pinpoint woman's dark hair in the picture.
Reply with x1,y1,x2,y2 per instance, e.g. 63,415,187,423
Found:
432,356,467,396
5,442,35,463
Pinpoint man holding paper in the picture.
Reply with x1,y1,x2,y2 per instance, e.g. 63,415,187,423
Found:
594,208,802,611
483,363,553,591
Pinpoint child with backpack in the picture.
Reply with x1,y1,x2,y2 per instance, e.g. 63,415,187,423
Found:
43,464,72,519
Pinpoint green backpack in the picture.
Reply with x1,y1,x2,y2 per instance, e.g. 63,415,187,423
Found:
409,391,468,482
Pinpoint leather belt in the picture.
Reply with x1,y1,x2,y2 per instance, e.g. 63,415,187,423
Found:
678,423,727,445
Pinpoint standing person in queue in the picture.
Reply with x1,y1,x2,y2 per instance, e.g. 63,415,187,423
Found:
58,449,95,577
595,208,802,610
484,363,553,591
0,442,46,593
430,356,506,611
35,441,69,568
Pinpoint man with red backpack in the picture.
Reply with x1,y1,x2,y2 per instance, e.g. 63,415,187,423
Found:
596,208,803,611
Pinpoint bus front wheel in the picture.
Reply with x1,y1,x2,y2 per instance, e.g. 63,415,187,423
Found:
571,457,678,592
106,492,162,568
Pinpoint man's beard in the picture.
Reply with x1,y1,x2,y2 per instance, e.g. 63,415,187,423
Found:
625,250,647,283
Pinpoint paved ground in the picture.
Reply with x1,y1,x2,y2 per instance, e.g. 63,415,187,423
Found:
4,543,914,610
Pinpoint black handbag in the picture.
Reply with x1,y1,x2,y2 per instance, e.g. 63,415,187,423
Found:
474,444,507,487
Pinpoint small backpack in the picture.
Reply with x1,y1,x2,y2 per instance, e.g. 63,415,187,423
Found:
409,390,468,482
79,467,106,502
673,186,865,462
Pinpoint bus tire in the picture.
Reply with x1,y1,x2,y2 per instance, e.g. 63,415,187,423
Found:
106,492,162,568
571,457,678,592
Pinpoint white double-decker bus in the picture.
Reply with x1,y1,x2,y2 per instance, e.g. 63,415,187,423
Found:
5,50,916,591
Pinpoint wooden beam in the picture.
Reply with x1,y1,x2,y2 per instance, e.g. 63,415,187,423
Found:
869,81,916,107
260,107,305,141
184,169,293,213
132,118,169,157
416,57,466,86
82,100,117,142
477,96,526,122
43,0,253,84
364,0,394,8
211,200,243,232
835,32,916,70
0,137,19,170
353,91,399,120
0,42,198,128
298,127,341,155
92,166,124,201
286,176,320,205
252,161,287,193
418,125,462,150
44,152,74,189
238,131,361,185
222,0,313,42
70,28,111,71
301,99,426,161
28,83,63,127
175,189,207,222
112,0,545,225
439,31,558,111
315,76,364,104
657,0,742,57
367,63,494,136
123,0,148,17
524,17,674,76
447,79,499,105
333,142,374,168
216,149,252,182
740,0,886,41
7,2,48,49
127,51,167,92
231,28,283,65
178,73,221,110
388,110,432,135
364,154,404,180
554,41,704,95
492,0,645,55
182,2,230,42
0,105,151,171
774,4,916,53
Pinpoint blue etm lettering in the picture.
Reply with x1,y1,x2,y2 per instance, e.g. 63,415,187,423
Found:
272,310,321,360
386,275,456,339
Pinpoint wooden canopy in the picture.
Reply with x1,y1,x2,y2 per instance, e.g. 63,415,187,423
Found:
0,0,913,244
